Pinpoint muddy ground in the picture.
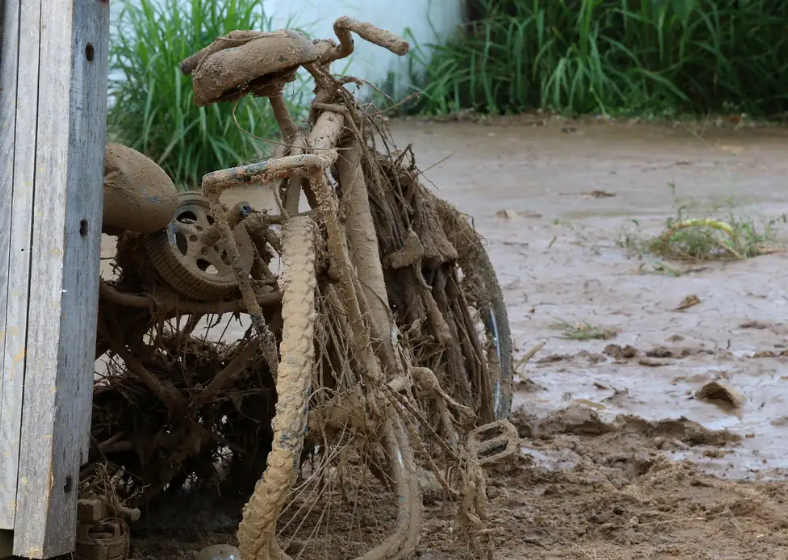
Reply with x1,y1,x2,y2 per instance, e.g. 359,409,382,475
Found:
107,119,788,559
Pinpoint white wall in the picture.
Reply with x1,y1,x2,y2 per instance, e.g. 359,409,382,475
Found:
265,0,464,95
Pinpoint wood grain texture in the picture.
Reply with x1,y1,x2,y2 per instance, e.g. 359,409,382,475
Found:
0,0,22,532
12,0,109,557
0,0,41,532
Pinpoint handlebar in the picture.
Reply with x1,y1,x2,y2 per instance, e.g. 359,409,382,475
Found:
333,16,409,57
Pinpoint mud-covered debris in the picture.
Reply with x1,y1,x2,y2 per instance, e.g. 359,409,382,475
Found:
510,411,536,438
739,320,769,329
617,415,740,447
537,353,570,364
603,344,639,359
703,448,729,459
750,349,788,358
601,385,629,405
586,190,616,198
638,357,673,367
652,436,690,451
648,345,710,359
645,345,675,358
578,350,606,364
537,403,609,437
696,380,745,413
496,209,519,219
674,294,701,311
515,377,547,392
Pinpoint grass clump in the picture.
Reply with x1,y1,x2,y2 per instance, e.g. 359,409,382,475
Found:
619,184,784,263
647,214,779,261
551,321,619,341
109,0,306,189
410,0,788,117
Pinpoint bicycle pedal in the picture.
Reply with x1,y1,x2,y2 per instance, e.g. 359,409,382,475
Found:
467,420,520,466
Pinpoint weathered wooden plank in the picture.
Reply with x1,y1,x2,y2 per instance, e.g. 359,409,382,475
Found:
12,0,109,556
0,0,42,532
0,0,22,531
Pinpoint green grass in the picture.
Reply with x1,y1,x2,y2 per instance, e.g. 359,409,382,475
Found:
109,0,308,190
409,0,788,117
551,320,620,340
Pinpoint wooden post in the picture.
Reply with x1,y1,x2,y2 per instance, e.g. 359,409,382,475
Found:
0,0,25,535
0,0,109,557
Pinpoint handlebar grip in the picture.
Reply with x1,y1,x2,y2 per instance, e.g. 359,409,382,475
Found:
333,16,409,56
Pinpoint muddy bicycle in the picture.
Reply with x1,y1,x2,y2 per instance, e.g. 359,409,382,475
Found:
90,17,515,560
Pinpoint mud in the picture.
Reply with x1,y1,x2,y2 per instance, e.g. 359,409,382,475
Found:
107,119,788,559
103,143,178,234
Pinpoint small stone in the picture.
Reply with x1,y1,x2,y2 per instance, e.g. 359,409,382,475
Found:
196,545,241,560
496,209,518,219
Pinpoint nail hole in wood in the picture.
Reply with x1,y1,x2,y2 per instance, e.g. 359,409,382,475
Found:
64,476,73,493
86,44,95,61
80,219,88,237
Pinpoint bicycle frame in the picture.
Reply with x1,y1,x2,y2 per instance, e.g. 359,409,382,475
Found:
194,19,408,384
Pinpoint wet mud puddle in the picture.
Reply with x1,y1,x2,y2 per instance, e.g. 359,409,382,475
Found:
391,119,788,482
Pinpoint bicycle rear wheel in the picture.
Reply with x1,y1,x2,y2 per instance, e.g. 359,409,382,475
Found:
432,196,514,421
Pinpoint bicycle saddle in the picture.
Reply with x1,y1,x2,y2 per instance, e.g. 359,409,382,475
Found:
103,143,178,235
190,29,318,107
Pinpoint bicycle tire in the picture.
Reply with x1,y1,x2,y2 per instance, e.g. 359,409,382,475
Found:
235,215,421,560
432,195,514,420
237,216,318,560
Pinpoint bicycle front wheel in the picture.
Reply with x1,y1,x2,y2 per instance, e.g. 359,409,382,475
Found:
238,215,318,560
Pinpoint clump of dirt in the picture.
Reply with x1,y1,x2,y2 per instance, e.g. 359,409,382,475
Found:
513,404,740,449
696,380,746,414
603,343,639,360
409,407,780,559
531,403,610,437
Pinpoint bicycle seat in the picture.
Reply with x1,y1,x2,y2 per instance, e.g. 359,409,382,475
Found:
191,29,318,107
103,143,178,235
